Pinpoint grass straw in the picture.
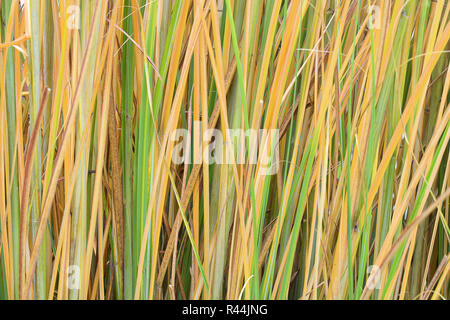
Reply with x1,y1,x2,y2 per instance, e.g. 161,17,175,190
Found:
0,0,449,300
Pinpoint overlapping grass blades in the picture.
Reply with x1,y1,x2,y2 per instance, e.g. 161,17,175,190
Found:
0,0,449,300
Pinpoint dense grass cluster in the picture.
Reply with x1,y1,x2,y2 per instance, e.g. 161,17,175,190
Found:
0,0,449,300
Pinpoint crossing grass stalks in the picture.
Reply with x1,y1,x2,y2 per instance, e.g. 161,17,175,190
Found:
0,0,449,300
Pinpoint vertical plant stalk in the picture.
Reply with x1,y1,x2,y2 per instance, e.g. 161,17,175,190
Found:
120,0,135,300
28,0,46,299
2,0,20,299
108,98,124,296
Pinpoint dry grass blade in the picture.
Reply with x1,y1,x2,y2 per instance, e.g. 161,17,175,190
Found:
0,0,449,301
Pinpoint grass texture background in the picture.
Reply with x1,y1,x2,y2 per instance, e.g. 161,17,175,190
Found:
0,0,449,300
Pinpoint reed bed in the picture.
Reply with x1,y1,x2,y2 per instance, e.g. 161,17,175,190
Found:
0,0,449,300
